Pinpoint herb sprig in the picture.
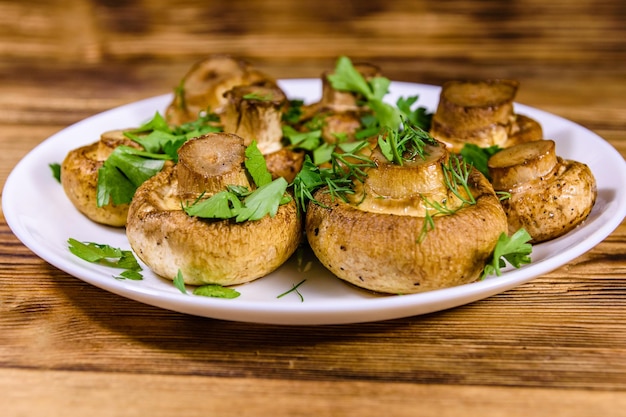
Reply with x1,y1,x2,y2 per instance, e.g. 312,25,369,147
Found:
481,228,533,279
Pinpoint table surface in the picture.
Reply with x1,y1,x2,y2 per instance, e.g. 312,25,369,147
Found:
1,1,625,416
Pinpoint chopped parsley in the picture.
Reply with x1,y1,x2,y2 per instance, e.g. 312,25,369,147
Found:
67,238,142,280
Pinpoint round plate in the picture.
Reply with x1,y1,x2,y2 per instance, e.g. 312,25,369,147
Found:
4,79,626,325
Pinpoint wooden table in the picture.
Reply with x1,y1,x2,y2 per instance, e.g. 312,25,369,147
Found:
1,1,625,415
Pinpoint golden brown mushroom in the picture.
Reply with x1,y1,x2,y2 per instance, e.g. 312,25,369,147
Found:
430,79,543,153
165,55,280,125
305,139,508,294
61,130,143,227
488,139,597,243
126,133,302,286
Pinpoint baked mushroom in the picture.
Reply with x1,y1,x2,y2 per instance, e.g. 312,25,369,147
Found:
165,55,280,125
430,79,543,153
126,133,302,286
488,139,597,243
61,130,143,227
305,133,508,294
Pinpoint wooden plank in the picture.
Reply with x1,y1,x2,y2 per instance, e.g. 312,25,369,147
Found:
1,368,625,417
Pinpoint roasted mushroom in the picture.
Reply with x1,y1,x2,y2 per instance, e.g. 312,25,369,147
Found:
430,79,543,153
61,130,143,227
488,139,597,243
305,138,508,294
126,133,302,286
165,55,280,125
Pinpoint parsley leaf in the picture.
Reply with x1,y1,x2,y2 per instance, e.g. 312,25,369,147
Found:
67,238,142,279
327,56,401,129
193,284,241,299
184,190,243,219
96,146,170,206
459,143,502,179
244,141,272,187
173,269,187,294
396,96,432,131
282,125,322,151
481,229,533,279
235,177,289,221
49,162,61,183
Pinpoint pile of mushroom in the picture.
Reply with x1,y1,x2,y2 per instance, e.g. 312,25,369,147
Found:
58,55,600,295
126,133,302,286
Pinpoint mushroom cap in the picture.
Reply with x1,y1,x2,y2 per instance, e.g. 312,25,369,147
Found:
60,130,141,227
126,165,302,286
305,168,508,294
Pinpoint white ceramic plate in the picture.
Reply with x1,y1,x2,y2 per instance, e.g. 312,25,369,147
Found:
4,79,626,325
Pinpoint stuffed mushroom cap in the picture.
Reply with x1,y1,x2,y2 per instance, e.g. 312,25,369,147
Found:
126,133,302,286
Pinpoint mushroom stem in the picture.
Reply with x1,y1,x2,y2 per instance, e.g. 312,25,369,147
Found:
176,133,251,200
430,79,520,151
222,85,287,155
488,139,558,191
350,143,466,217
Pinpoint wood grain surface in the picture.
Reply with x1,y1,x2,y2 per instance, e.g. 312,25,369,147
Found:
1,1,625,416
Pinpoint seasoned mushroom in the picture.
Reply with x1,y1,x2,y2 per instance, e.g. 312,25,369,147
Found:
126,133,302,286
222,84,305,182
165,55,280,125
305,140,508,294
488,139,597,243
61,130,142,227
430,79,542,153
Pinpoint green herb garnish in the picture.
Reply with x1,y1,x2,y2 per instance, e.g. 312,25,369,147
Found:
173,269,187,294
481,228,533,279
459,143,502,179
327,56,401,129
277,279,306,302
49,162,61,183
194,284,241,299
67,238,142,280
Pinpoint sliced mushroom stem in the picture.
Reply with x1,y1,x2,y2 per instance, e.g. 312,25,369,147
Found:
222,85,287,155
430,79,520,151
488,139,558,191
176,133,251,200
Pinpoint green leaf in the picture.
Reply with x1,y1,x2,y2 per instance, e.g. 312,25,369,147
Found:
68,238,142,279
312,142,336,165
282,99,304,124
96,146,170,206
184,190,243,219
481,229,533,279
459,144,502,179
327,56,372,98
116,270,144,280
396,96,432,130
282,125,322,151
128,112,171,134
193,284,241,299
49,162,61,183
173,270,187,294
235,177,289,222
245,141,272,187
